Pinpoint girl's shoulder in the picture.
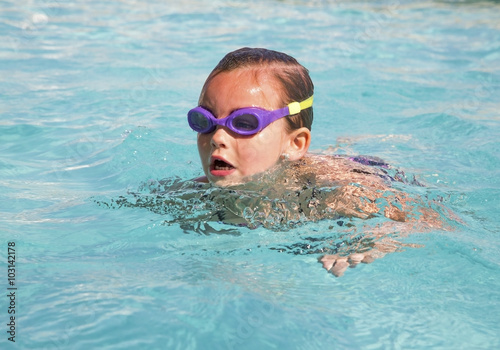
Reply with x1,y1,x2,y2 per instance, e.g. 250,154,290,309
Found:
294,153,395,188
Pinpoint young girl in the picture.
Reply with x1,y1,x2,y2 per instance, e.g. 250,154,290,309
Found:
189,47,314,187
189,47,409,216
187,47,447,276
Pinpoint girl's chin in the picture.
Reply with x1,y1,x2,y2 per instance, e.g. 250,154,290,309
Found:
207,165,281,187
210,178,244,187
207,172,246,187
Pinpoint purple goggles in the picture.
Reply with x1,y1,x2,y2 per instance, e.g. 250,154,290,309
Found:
187,95,313,136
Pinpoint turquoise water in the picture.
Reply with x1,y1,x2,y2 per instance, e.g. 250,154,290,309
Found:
1,0,500,349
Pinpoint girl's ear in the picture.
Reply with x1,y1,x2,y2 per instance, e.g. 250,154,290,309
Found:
285,127,311,161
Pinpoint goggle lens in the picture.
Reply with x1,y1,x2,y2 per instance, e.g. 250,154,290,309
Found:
188,111,212,133
230,114,260,132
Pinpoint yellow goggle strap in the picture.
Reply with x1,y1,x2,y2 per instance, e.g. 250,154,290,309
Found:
287,95,314,115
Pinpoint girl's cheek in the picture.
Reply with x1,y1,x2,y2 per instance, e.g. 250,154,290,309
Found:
238,137,264,158
197,135,210,152
238,141,279,172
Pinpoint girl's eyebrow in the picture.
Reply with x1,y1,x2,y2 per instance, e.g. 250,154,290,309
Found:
197,104,238,119
199,105,228,119
199,103,216,115
200,105,219,119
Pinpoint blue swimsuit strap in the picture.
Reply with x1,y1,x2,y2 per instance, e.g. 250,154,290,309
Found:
349,155,389,168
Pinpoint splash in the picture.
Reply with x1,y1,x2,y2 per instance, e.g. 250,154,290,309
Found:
94,155,450,239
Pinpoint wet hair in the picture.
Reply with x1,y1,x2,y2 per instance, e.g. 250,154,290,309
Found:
200,47,314,132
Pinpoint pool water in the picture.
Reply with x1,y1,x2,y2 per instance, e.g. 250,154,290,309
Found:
1,0,500,349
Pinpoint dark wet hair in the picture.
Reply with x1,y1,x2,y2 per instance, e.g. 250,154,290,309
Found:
200,47,314,132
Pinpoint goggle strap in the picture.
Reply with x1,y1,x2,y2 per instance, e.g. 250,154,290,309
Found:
287,95,314,115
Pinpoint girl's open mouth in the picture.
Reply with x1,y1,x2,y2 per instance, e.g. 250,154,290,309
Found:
210,158,236,177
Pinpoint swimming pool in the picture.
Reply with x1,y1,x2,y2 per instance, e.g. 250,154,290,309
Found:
1,0,499,348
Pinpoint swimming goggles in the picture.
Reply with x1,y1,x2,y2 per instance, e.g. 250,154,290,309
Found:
187,95,313,136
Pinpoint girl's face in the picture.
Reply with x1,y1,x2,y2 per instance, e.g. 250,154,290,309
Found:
196,68,293,186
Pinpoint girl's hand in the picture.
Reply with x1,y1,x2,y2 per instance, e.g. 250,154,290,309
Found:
319,253,377,277
318,240,399,277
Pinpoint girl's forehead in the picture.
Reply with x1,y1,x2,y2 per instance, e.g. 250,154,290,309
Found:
200,68,284,110
208,68,281,92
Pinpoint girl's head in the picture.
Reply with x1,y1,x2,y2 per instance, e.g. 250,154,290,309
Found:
191,47,314,186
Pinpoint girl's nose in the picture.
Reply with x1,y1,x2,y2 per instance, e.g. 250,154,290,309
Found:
210,126,230,149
